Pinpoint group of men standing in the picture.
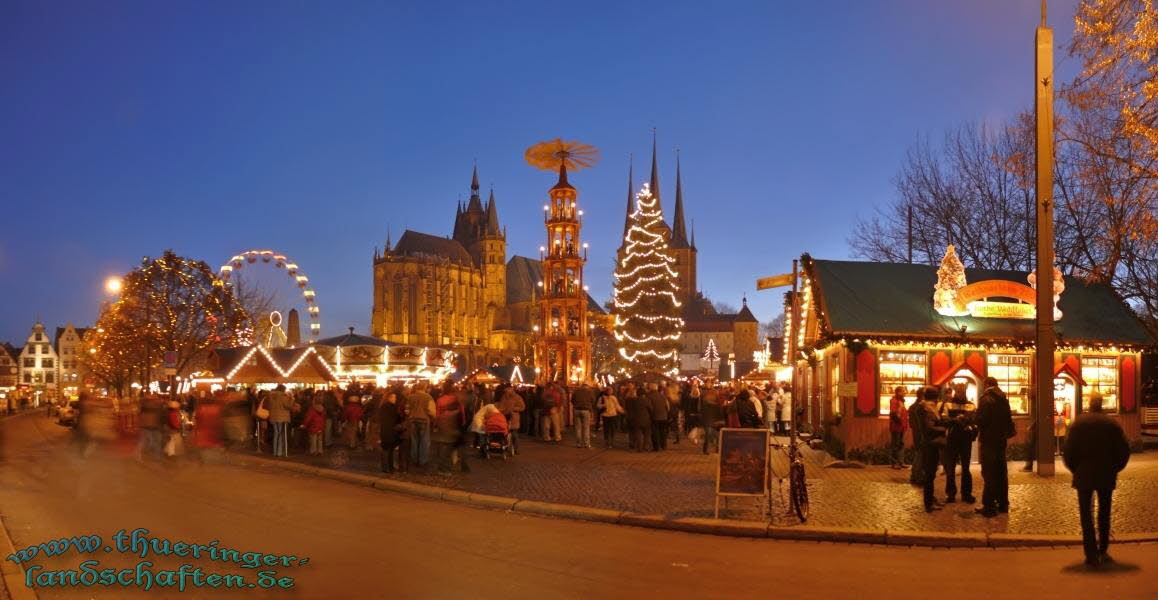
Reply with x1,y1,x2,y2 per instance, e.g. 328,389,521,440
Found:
906,377,1131,566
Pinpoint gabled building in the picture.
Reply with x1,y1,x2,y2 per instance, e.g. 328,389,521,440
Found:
55,323,89,399
0,343,19,392
17,321,58,405
679,298,760,377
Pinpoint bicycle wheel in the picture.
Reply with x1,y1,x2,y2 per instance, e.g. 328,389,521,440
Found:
790,461,809,521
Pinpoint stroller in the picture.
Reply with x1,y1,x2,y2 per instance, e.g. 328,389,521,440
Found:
482,411,512,460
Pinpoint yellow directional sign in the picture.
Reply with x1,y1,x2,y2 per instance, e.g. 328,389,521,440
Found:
756,273,793,290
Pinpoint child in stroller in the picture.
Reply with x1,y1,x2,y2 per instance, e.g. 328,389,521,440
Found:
472,403,513,459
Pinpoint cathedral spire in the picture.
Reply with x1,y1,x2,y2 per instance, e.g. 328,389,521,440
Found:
467,164,483,212
671,149,689,248
649,129,661,211
623,154,634,238
485,186,501,236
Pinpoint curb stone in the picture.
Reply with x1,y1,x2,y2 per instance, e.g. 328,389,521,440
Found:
769,526,886,544
0,516,38,600
886,530,987,548
226,451,1158,548
988,532,1081,547
513,500,623,524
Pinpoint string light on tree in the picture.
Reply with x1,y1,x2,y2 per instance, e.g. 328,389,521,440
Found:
612,182,684,376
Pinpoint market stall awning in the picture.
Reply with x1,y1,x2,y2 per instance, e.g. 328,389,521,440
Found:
204,346,338,384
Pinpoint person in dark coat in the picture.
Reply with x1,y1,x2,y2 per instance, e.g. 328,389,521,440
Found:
736,390,762,429
910,386,947,512
378,391,402,473
975,377,1016,517
939,383,977,504
625,386,652,452
647,383,670,451
1063,394,1130,566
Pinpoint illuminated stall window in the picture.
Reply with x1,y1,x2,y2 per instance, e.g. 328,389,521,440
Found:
1081,356,1118,412
987,354,1030,414
828,359,841,417
879,351,925,414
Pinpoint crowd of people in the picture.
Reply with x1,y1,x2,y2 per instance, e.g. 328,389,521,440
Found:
99,378,796,473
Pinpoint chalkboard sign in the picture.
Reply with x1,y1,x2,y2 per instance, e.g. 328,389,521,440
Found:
715,428,770,496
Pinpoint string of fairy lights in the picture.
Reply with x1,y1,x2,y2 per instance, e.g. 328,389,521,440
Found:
612,183,684,376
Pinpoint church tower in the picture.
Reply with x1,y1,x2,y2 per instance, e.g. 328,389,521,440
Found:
480,186,507,309
669,151,697,305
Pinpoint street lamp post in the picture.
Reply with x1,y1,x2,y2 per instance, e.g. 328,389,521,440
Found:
1033,1,1056,476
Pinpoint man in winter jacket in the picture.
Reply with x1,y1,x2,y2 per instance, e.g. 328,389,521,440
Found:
498,387,525,453
975,377,1015,517
1063,394,1130,566
625,387,652,452
267,384,295,457
571,384,596,448
910,386,946,512
405,382,437,467
647,383,670,452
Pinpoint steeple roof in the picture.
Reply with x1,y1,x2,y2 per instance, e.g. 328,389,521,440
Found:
466,164,484,212
551,161,574,190
736,297,759,323
622,156,634,238
485,187,501,236
649,130,661,212
671,151,690,249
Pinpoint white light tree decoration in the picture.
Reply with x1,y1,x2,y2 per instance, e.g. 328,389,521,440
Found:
612,182,684,376
933,244,969,316
701,337,720,373
1028,266,1065,320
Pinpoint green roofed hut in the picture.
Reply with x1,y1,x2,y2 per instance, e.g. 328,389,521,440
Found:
789,252,1153,453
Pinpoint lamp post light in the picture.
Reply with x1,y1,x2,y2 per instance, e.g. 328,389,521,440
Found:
104,276,123,295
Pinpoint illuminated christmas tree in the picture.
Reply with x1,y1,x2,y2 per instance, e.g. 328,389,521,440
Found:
933,244,968,316
701,337,719,373
612,183,684,376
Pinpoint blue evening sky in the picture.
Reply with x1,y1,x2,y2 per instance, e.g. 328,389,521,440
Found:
0,0,1079,343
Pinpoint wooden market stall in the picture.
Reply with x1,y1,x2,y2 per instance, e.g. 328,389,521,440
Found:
192,345,338,388
786,250,1153,453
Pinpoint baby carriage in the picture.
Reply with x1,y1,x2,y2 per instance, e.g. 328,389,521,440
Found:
483,411,512,460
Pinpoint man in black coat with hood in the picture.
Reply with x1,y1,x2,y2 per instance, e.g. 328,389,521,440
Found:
1063,393,1130,567
975,377,1015,517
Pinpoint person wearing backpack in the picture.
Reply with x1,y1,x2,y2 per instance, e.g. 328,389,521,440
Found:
975,377,1016,517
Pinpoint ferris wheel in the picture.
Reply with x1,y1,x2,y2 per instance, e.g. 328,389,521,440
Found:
218,250,321,341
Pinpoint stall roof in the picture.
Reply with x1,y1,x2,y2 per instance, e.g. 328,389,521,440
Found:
808,259,1153,346
314,331,394,347
207,346,337,383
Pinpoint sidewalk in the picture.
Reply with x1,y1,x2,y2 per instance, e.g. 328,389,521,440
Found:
249,430,1158,536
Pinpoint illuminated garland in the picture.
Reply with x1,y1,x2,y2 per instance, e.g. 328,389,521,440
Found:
611,183,684,376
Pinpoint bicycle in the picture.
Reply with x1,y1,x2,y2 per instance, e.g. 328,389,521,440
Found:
770,435,809,521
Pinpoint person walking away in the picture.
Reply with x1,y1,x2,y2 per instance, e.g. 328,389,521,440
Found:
910,386,947,512
378,391,402,473
571,383,595,448
598,387,623,449
666,383,682,444
405,382,436,468
432,387,469,473
684,382,701,435
164,399,184,458
888,387,908,469
975,377,1016,517
301,399,325,455
362,391,381,452
647,383,670,451
267,384,294,458
541,384,563,442
341,395,364,449
940,383,977,503
700,387,722,454
137,394,163,459
625,386,652,452
498,386,525,455
193,393,225,463
1063,393,1130,567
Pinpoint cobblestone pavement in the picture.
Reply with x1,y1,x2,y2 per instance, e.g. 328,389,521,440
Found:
262,429,1158,536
